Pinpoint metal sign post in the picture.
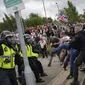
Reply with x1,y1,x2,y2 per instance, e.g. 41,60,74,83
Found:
3,0,36,85
15,11,35,85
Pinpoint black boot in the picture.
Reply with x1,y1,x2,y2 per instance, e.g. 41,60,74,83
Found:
36,78,45,83
70,80,80,85
41,73,48,77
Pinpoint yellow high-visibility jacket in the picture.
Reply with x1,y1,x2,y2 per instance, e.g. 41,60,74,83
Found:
0,44,16,69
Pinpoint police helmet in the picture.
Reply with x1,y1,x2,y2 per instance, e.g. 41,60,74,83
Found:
24,34,32,40
0,30,13,40
24,34,33,44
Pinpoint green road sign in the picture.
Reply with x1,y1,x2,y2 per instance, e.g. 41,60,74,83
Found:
3,0,25,13
4,0,22,8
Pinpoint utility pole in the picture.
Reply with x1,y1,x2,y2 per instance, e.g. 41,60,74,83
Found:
56,3,60,20
42,0,47,18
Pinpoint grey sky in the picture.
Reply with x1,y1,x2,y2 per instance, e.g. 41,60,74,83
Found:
0,0,85,21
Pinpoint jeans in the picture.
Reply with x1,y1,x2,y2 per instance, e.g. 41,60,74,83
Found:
52,44,70,53
74,51,85,80
70,48,79,75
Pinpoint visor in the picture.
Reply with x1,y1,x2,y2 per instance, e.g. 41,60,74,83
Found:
5,34,13,38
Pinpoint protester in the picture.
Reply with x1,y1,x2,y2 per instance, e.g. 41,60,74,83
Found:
70,24,85,85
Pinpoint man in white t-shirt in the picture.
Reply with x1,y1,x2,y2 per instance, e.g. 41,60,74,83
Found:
59,32,70,46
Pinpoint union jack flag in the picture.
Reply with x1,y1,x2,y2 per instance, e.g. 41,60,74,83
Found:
59,12,67,22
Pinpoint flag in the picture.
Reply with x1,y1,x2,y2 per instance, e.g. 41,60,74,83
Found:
59,12,67,22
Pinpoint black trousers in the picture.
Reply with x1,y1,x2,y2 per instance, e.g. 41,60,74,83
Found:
17,57,40,85
17,57,24,76
73,51,85,80
0,68,18,85
33,57,44,75
28,57,40,80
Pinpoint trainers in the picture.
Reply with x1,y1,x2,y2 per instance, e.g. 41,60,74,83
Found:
70,80,80,85
41,73,48,77
36,78,45,83
66,75,73,79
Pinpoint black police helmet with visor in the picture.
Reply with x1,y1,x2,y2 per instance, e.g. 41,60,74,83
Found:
24,34,33,45
0,30,14,44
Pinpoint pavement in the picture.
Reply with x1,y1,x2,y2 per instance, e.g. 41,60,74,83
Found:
63,70,85,85
16,56,85,85
38,57,85,85
16,56,63,85
37,56,63,85
47,66,85,85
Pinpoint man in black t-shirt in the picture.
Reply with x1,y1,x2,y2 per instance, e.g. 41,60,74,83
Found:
50,36,60,48
48,36,60,67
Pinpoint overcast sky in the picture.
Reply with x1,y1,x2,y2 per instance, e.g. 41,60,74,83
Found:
0,0,85,21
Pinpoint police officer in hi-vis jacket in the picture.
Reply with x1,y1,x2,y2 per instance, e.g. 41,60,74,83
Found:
0,30,18,85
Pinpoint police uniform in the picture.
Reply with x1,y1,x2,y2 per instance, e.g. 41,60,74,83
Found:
18,43,44,83
0,44,18,85
26,44,44,82
18,33,44,83
0,30,18,85
32,41,47,77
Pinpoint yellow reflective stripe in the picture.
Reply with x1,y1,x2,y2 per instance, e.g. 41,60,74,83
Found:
0,56,4,67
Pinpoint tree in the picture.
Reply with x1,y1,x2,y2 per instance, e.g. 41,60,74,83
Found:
47,17,53,23
0,22,5,32
2,14,17,31
62,1,79,24
2,17,9,30
0,13,48,31
25,13,44,27
10,15,17,29
79,10,85,22
42,17,47,24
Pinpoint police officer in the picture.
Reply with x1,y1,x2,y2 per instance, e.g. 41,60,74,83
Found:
21,34,44,83
32,36,47,77
0,30,18,85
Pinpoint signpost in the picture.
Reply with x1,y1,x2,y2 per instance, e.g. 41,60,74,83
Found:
4,0,25,13
3,0,36,85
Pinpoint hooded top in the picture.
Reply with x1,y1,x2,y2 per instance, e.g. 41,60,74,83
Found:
70,29,85,51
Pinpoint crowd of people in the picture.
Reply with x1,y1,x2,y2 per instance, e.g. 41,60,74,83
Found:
0,23,85,85
49,23,85,85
